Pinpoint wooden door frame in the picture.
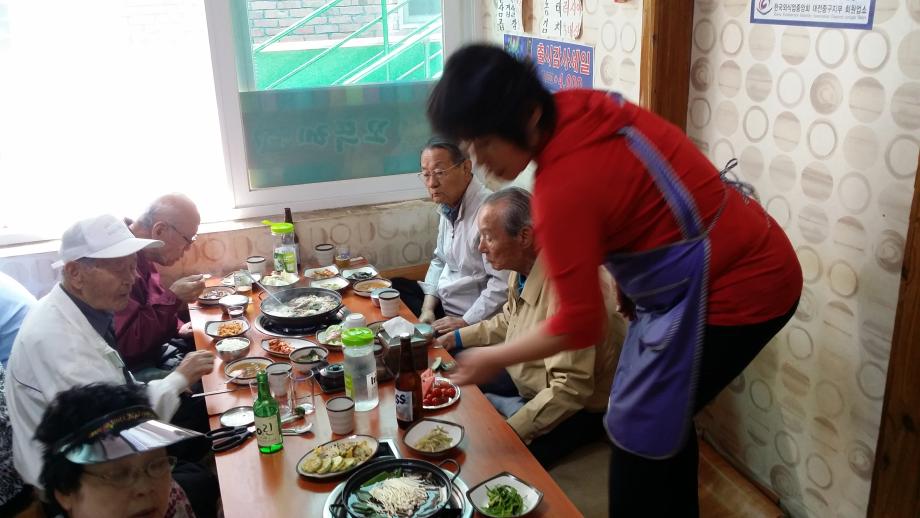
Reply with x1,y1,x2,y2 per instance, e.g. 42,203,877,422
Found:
867,155,920,517
639,1,920,515
639,0,694,128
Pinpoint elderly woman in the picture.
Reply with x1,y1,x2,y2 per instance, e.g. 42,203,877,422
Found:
428,45,803,516
34,383,202,518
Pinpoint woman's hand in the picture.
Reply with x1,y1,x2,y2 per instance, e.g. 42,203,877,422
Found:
448,327,569,385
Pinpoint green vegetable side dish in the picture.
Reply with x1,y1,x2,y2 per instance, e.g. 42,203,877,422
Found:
483,485,525,517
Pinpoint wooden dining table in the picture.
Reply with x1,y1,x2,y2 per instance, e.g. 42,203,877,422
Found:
190,276,582,518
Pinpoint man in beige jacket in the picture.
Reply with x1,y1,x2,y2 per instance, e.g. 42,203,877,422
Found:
437,187,625,466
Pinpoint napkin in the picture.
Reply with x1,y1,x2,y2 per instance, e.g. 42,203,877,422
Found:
382,316,415,338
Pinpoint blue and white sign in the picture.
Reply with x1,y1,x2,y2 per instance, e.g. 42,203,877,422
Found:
503,34,594,93
751,0,875,30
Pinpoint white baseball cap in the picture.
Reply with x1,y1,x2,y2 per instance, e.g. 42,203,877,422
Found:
52,214,164,269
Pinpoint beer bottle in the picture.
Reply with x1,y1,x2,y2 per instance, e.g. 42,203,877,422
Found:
395,333,422,429
283,207,302,272
253,370,283,454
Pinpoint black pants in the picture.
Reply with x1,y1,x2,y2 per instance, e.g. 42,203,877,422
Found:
478,367,605,468
530,410,605,468
608,301,798,517
390,277,445,319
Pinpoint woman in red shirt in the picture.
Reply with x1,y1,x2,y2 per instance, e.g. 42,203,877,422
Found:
428,45,802,516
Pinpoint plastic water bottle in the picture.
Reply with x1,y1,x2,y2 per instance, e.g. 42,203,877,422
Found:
342,327,378,411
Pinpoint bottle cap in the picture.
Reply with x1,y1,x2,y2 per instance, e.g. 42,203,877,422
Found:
269,222,294,234
342,327,374,346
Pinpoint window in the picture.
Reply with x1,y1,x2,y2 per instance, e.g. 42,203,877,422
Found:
207,0,469,214
403,0,441,25
0,0,227,244
0,1,474,245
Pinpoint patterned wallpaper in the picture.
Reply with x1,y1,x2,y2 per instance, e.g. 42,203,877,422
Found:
479,0,644,102
0,200,439,297
688,1,920,517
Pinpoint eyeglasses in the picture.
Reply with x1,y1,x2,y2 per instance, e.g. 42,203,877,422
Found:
165,222,197,247
82,455,177,489
417,161,464,183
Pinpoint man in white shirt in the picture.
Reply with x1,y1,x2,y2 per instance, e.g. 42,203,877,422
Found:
5,214,215,489
392,137,509,334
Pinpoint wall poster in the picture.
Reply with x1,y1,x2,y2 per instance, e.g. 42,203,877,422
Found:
751,0,875,29
504,34,594,92
495,0,524,34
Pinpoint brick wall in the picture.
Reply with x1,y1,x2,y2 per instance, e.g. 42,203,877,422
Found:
248,0,406,45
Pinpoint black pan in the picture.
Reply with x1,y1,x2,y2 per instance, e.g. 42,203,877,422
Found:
259,287,343,327
335,458,461,518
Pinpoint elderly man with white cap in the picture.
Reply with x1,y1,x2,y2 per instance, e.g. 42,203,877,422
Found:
5,214,215,492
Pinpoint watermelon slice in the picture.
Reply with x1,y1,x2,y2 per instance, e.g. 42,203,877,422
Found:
421,368,435,397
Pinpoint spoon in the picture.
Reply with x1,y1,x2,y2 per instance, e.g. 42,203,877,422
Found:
242,270,286,306
282,422,313,435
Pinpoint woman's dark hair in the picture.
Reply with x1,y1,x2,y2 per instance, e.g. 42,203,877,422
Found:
422,136,467,165
427,44,556,149
35,383,150,500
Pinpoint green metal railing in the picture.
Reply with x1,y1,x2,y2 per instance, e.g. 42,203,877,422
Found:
257,0,442,90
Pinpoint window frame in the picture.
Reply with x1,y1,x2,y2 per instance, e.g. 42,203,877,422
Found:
203,0,473,220
400,0,441,27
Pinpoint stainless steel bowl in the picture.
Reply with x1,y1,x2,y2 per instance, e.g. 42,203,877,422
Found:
219,294,250,313
214,336,251,363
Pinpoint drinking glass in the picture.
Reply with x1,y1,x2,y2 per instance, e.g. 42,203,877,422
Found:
266,363,293,416
290,370,317,415
334,245,351,269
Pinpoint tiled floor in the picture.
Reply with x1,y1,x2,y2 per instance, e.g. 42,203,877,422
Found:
549,440,783,518
549,441,610,517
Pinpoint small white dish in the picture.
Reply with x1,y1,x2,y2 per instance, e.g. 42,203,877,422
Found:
260,271,299,288
352,278,392,297
223,356,272,385
205,319,250,339
219,406,254,427
403,418,464,457
341,265,379,282
198,286,236,305
423,377,461,410
296,434,377,479
289,345,329,374
261,337,319,358
467,472,543,518
310,276,349,291
303,265,340,280
316,325,344,349
218,294,249,312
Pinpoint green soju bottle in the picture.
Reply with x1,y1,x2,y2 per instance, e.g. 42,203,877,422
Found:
253,370,283,454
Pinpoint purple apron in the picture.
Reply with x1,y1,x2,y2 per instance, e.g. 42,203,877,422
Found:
603,119,718,459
